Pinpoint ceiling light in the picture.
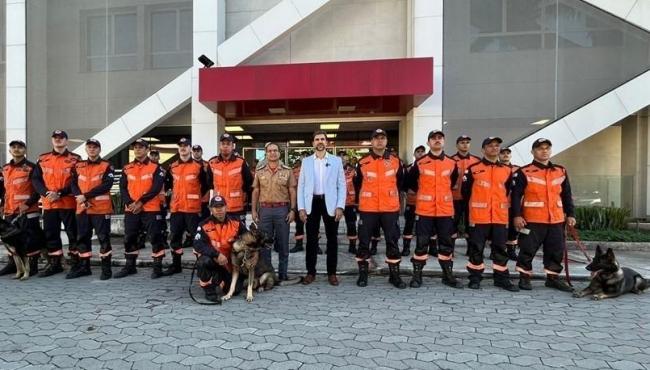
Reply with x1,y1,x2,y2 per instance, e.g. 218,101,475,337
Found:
530,119,550,126
289,140,304,144
357,148,369,153
337,105,356,112
144,137,161,142
328,133,337,138
235,135,253,140
360,141,371,146
225,126,244,132
268,107,286,114
320,123,340,130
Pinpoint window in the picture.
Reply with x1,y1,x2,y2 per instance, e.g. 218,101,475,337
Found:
84,9,137,72
148,4,192,69
1,1,5,65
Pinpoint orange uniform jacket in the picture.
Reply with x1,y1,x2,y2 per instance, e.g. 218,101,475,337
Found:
510,161,575,224
451,152,481,201
354,152,404,213
207,155,253,213
167,158,208,214
406,152,458,217
119,158,165,213
461,159,511,225
193,216,246,272
32,150,82,210
344,164,357,206
0,159,40,215
71,158,114,215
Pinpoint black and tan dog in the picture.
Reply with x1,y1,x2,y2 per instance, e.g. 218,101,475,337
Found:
0,217,40,280
573,245,648,300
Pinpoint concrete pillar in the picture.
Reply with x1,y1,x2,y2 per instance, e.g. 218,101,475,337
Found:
191,0,225,159
401,0,443,160
621,109,649,218
4,0,27,155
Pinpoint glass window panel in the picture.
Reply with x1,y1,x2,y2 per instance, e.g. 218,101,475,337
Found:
108,55,137,71
470,0,503,34
114,13,137,54
471,34,542,52
87,15,109,57
506,0,542,32
179,9,192,50
152,10,178,52
152,53,191,69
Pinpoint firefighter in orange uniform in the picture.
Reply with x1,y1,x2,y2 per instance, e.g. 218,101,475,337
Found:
68,139,114,280
32,130,81,277
343,160,358,254
193,196,247,303
401,145,426,257
499,147,520,261
512,138,575,292
406,130,461,289
191,144,211,221
163,137,209,276
207,133,253,222
451,135,481,243
461,137,518,291
0,140,43,276
354,129,406,289
289,159,305,253
115,138,166,279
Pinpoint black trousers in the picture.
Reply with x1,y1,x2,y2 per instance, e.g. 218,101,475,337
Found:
507,218,519,244
169,212,200,254
200,202,210,222
356,211,400,261
5,213,44,256
196,255,232,289
343,205,357,239
76,213,112,258
415,216,454,261
466,224,509,275
452,199,467,236
402,204,416,239
516,223,564,275
306,197,339,275
43,209,77,256
294,215,305,241
124,212,165,257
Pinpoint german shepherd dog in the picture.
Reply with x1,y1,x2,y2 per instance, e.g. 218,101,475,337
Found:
0,216,40,280
222,224,278,303
573,245,648,300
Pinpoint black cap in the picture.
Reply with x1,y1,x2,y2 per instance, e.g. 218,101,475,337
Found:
219,133,234,142
414,145,426,153
209,195,227,208
481,136,503,148
371,129,387,138
177,137,191,146
85,138,101,147
51,130,68,139
192,144,203,151
456,135,471,143
132,138,149,148
8,140,26,148
428,130,445,139
532,138,552,149
149,150,160,156
499,147,512,154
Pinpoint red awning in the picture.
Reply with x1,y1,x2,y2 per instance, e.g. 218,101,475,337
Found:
199,58,433,119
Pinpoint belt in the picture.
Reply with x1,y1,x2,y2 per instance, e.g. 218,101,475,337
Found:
260,202,289,208
313,194,325,200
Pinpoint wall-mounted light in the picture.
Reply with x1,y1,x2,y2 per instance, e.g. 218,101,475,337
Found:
198,54,214,68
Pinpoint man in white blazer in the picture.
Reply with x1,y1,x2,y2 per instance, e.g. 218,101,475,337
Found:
297,131,346,286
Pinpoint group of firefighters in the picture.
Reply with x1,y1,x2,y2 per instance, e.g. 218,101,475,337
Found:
0,127,576,300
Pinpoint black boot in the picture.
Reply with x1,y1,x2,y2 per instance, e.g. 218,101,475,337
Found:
348,239,357,254
151,257,164,279
370,239,378,255
68,253,80,271
427,239,438,257
493,271,519,292
356,260,369,287
409,260,425,288
66,258,91,279
388,263,407,289
0,258,17,276
545,274,573,292
203,284,222,303
518,273,532,290
38,256,64,277
162,253,182,276
29,256,39,277
401,238,411,257
289,239,304,253
100,256,112,280
507,245,518,261
114,255,137,279
440,260,463,289
467,272,482,290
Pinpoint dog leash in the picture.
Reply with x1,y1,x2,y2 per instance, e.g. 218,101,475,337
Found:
563,225,592,286
188,258,222,306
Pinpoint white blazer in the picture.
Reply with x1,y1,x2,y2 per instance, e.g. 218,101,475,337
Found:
297,153,346,216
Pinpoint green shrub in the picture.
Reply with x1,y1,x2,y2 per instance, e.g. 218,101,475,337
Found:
574,206,630,231
579,229,650,242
